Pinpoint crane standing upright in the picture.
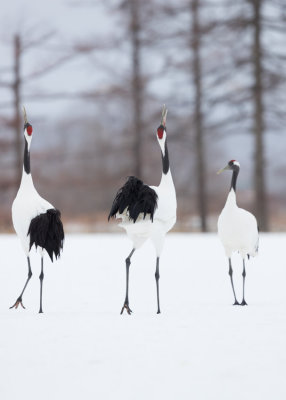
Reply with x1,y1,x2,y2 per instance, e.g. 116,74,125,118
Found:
217,160,259,305
11,107,64,313
108,105,177,315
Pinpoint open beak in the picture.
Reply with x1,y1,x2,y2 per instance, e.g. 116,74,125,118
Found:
217,165,231,175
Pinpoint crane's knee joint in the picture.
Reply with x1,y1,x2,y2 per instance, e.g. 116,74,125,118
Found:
242,270,246,278
28,270,32,279
125,258,131,267
39,272,44,281
155,271,160,281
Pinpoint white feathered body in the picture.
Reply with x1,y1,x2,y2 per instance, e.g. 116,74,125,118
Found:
218,189,258,259
12,173,54,255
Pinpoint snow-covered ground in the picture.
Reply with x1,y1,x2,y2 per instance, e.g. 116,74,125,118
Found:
0,233,285,400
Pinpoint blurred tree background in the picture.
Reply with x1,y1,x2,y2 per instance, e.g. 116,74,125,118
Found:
0,0,286,232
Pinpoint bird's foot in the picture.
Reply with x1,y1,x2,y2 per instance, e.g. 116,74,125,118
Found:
120,302,132,315
10,297,25,310
233,300,240,306
240,299,248,306
157,310,161,314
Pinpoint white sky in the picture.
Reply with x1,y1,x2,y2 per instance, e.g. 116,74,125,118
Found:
1,0,285,193
0,0,118,117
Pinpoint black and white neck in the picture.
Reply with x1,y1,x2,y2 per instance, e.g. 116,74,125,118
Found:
24,137,31,175
161,137,170,175
20,122,34,189
157,124,173,186
230,164,240,192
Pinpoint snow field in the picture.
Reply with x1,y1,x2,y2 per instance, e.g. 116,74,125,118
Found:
0,233,285,400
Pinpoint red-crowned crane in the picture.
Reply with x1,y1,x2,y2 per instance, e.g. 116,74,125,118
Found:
108,105,177,315
10,107,64,313
217,160,259,306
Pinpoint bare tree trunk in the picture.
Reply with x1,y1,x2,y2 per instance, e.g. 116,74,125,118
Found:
13,34,22,187
130,0,143,178
191,0,207,232
252,0,268,231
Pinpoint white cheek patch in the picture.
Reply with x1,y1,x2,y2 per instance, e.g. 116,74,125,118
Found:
24,131,32,150
158,137,166,156
233,161,240,167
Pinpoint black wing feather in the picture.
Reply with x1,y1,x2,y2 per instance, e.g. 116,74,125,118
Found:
28,209,64,262
108,176,158,223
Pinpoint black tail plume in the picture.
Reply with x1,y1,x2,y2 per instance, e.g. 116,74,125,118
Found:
28,209,64,262
108,176,158,223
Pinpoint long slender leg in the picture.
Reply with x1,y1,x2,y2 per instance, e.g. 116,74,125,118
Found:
228,258,239,305
121,249,135,315
155,257,161,314
10,256,33,309
241,259,247,306
39,257,44,313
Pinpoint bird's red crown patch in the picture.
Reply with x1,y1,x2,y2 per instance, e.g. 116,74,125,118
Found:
157,126,164,139
27,125,33,136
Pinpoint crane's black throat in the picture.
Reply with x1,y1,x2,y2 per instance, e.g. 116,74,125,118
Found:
24,138,31,174
230,166,239,192
161,140,170,175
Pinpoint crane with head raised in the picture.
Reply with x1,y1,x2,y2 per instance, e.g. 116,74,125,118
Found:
10,107,64,313
108,105,177,315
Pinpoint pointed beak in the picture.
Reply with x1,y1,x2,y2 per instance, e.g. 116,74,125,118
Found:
23,106,28,124
217,165,230,175
161,104,168,127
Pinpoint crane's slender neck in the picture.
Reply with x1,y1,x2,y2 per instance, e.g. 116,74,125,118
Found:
226,187,237,208
160,139,175,188
24,139,30,174
19,138,34,189
230,167,239,192
161,140,169,175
